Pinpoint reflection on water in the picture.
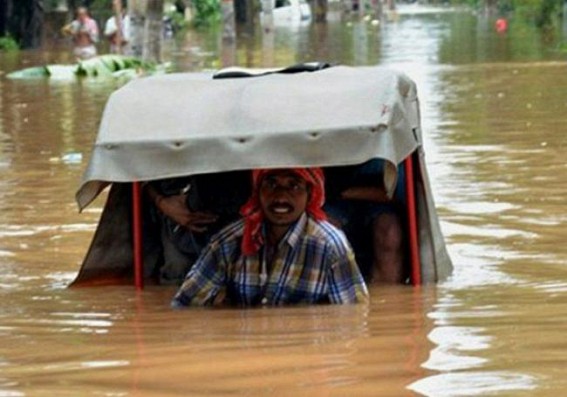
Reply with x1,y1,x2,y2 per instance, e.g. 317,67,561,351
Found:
0,285,435,396
1,5,567,396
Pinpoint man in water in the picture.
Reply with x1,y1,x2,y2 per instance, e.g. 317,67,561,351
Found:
172,168,368,307
62,7,99,59
104,0,131,54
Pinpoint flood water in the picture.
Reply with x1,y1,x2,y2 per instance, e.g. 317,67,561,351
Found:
1,5,567,396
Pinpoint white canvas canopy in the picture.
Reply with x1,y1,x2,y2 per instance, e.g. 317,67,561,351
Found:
73,65,452,285
77,66,420,210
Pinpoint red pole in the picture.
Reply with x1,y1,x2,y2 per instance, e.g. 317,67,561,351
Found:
405,153,421,285
132,182,144,290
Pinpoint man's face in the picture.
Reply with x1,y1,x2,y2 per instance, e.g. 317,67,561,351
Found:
77,8,88,22
259,170,309,227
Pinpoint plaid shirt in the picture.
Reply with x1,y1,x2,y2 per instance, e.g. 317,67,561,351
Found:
172,213,368,307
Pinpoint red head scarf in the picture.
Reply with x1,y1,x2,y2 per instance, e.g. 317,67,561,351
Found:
240,167,327,256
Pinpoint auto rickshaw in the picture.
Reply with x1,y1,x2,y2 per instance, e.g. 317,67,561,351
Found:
72,63,452,289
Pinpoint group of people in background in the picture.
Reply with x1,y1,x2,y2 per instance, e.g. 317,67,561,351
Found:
61,2,130,59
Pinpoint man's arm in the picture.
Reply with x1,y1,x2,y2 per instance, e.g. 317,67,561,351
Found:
62,20,79,36
171,242,226,307
339,186,391,202
328,159,393,203
145,183,218,233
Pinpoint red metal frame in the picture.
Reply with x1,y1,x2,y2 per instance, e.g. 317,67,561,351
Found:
132,182,144,290
405,153,421,285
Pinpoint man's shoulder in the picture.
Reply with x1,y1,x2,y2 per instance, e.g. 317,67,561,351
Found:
304,217,352,253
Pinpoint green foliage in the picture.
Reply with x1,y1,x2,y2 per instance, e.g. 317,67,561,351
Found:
192,0,221,28
45,0,58,11
496,0,514,14
451,0,562,29
557,41,567,53
534,0,560,28
449,0,479,7
89,0,115,22
76,55,150,76
8,66,53,79
6,55,172,80
0,35,20,51
167,9,189,31
512,0,560,28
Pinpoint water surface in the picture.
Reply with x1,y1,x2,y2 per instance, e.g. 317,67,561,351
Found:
1,5,566,396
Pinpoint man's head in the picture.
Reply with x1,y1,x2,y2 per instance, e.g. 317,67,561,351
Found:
77,7,89,22
240,167,327,255
113,0,128,14
258,170,309,227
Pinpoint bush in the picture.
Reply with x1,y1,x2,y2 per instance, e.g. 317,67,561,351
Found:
455,0,561,29
192,0,221,28
90,0,115,22
0,35,19,51
166,9,189,32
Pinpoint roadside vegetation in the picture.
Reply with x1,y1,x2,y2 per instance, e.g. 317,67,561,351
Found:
6,54,171,80
192,0,221,27
454,0,564,29
0,35,19,51
450,0,566,51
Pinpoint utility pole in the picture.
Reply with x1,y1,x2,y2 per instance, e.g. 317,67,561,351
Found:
0,0,9,37
128,0,163,62
128,0,145,58
143,0,163,62
221,0,236,41
313,0,327,22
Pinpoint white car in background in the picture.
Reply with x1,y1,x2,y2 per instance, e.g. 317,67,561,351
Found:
261,0,312,26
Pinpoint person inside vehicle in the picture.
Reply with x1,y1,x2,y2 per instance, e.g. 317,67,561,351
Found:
145,171,251,284
324,159,406,284
171,167,368,307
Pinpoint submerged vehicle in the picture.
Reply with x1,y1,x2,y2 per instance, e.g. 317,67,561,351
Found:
72,63,452,289
260,0,312,26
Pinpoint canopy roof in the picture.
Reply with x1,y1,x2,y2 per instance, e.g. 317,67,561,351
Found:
76,66,422,210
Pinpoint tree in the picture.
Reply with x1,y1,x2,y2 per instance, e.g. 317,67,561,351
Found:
313,0,327,22
0,0,44,49
128,0,145,57
128,0,163,62
234,0,255,24
0,0,9,37
221,0,236,40
143,0,163,61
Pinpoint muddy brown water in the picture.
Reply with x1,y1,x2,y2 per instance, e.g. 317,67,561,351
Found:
1,6,566,396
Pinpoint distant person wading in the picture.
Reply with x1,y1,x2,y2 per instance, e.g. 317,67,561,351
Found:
62,7,100,59
104,0,131,54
